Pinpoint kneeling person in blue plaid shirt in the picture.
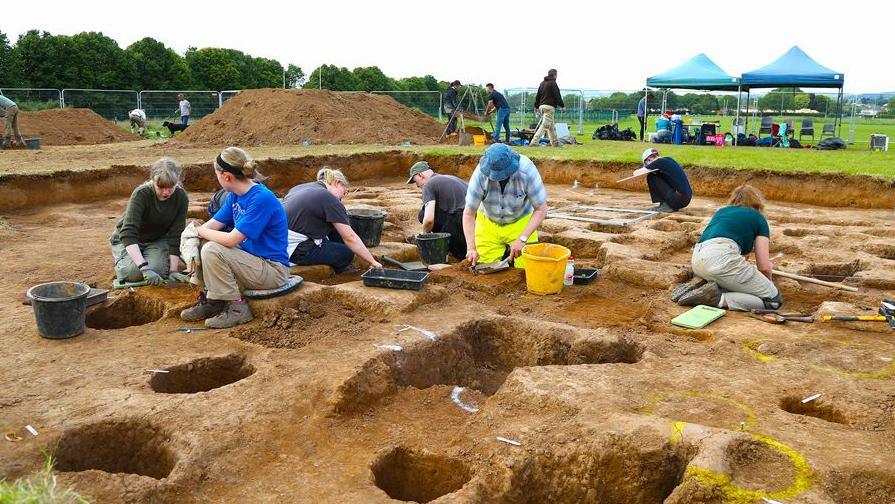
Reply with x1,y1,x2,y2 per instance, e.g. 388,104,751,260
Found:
462,144,549,268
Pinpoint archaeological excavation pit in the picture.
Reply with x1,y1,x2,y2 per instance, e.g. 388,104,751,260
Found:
149,354,255,394
370,446,471,503
502,432,694,503
825,468,895,504
725,437,796,494
53,419,177,479
779,396,848,425
335,318,644,413
85,291,165,330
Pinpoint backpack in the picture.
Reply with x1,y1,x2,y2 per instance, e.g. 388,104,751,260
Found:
817,137,846,150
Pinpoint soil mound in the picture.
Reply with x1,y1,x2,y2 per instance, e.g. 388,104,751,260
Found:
173,89,444,146
17,108,140,146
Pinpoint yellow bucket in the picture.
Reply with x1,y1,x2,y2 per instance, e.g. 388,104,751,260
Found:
521,243,571,295
473,134,486,146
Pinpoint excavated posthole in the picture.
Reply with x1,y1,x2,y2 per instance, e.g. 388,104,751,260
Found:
802,260,862,282
335,318,644,414
825,469,895,504
149,354,255,394
503,432,694,503
86,292,165,330
54,420,177,479
779,396,848,425
726,438,795,493
371,446,470,503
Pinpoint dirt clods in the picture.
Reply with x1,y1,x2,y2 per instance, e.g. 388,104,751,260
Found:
149,354,255,394
54,420,177,479
825,468,895,504
371,446,471,502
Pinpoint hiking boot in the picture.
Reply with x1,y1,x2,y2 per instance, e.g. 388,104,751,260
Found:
677,281,722,307
762,291,784,310
205,300,253,329
670,276,707,303
655,202,676,213
180,292,226,322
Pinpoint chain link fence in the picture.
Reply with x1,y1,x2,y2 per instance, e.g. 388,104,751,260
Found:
61,89,139,121
139,90,221,121
0,88,62,110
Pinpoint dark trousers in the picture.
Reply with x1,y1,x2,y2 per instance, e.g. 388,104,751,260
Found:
291,231,355,273
433,209,467,260
647,174,691,210
445,110,458,135
637,115,647,141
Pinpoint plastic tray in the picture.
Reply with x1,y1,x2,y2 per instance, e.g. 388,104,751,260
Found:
573,268,599,285
362,268,429,290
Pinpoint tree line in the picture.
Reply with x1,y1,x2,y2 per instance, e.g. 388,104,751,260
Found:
587,89,838,115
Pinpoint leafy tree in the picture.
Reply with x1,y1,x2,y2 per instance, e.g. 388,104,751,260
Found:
0,31,17,85
793,93,810,110
285,64,305,88
126,37,191,89
12,30,70,88
303,64,358,91
758,88,801,114
352,66,395,91
249,56,284,88
397,75,439,92
67,32,132,89
887,96,895,114
185,47,243,90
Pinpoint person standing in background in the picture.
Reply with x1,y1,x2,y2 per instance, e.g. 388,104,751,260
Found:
175,94,191,126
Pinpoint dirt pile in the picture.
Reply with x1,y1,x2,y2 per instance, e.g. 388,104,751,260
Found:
172,89,445,146
16,109,140,146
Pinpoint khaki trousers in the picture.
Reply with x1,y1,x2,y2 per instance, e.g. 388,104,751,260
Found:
198,242,289,301
530,105,557,146
3,105,24,145
110,239,170,282
691,238,779,311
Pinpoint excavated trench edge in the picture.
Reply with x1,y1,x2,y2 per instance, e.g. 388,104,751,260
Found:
1,151,893,213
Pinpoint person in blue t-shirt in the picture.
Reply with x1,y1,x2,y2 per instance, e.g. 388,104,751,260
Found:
485,83,511,143
654,113,672,143
641,148,692,212
180,147,290,328
673,184,782,311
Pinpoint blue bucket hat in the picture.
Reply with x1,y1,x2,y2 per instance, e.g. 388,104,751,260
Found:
479,144,520,181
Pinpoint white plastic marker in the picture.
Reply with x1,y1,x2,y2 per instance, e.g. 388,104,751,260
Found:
801,393,822,403
451,387,480,413
396,325,436,341
762,498,784,504
496,436,521,446
25,425,38,436
144,369,170,374
373,344,403,352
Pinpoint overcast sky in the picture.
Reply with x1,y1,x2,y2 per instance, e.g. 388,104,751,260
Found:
4,1,892,93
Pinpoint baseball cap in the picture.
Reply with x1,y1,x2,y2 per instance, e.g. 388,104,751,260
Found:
642,148,659,163
406,161,431,184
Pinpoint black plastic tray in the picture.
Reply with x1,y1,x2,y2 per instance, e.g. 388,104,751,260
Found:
573,268,599,285
362,268,429,290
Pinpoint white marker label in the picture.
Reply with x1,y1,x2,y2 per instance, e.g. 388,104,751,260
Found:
451,387,480,413
801,393,822,403
496,436,521,446
373,344,403,352
25,425,38,436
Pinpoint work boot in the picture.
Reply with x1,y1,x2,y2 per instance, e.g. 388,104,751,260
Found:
205,300,253,329
762,291,784,310
655,202,676,213
670,276,707,303
677,281,722,307
180,292,226,322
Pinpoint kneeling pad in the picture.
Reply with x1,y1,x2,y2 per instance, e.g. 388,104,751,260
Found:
242,275,304,300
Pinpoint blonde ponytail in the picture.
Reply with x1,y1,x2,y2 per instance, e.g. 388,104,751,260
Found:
219,146,265,180
316,166,350,188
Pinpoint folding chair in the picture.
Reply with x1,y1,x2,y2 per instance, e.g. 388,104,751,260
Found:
799,118,814,141
758,116,773,137
821,123,836,138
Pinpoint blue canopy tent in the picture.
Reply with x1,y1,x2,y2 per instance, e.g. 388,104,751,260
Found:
644,54,741,142
739,46,845,138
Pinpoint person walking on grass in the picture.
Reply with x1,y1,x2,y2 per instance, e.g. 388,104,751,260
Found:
109,158,189,286
485,83,511,143
180,147,290,328
175,94,191,126
0,94,25,147
672,184,782,312
408,160,468,260
462,144,548,268
529,69,565,147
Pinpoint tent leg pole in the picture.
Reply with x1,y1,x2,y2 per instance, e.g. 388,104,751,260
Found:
734,86,741,146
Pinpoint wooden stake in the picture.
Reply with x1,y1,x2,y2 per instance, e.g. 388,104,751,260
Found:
773,270,859,292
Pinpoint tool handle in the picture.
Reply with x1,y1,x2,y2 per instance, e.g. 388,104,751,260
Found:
382,256,404,269
821,315,886,321
772,270,859,292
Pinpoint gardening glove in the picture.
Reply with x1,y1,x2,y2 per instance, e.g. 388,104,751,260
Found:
180,222,201,271
140,266,164,286
168,271,191,283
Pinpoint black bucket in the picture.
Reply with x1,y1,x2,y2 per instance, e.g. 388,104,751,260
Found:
348,208,387,248
26,282,91,339
416,233,451,265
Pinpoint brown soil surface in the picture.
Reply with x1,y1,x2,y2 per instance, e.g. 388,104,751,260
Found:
14,108,140,146
2,152,895,503
172,89,445,146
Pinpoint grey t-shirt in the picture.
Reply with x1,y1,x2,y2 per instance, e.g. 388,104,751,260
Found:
417,174,468,222
283,182,350,254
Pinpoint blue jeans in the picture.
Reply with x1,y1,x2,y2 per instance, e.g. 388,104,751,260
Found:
494,108,511,142
292,233,355,273
181,115,189,126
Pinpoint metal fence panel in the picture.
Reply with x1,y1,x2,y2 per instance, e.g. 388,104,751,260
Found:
0,88,62,110
139,90,221,120
61,89,139,121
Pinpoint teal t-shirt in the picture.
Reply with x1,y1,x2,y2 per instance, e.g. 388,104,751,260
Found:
698,206,769,255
